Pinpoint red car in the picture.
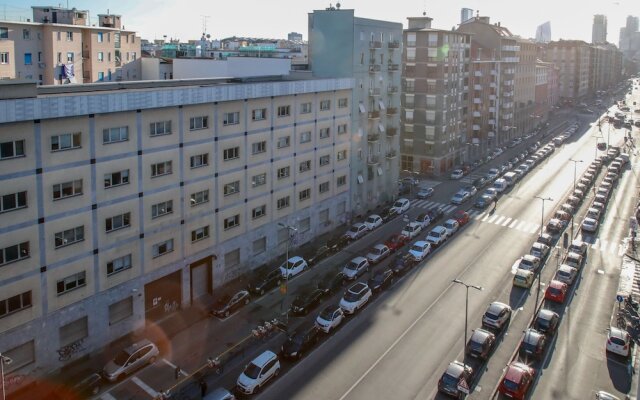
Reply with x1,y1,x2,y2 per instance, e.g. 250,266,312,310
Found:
545,280,568,303
498,361,535,399
453,210,470,226
385,234,408,253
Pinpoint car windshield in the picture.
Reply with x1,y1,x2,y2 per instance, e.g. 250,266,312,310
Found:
502,378,520,391
548,287,561,296
243,362,261,379
610,336,626,346
348,226,358,233
557,270,570,279
411,245,423,253
536,317,549,329
393,201,403,208
319,308,335,320
344,291,361,302
370,248,381,255
345,261,359,271
521,341,537,352
442,373,458,387
430,231,441,238
113,350,129,366
485,311,498,320
366,217,376,224
470,340,484,352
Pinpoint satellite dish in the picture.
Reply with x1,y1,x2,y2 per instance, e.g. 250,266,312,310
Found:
336,2,341,8
206,34,211,39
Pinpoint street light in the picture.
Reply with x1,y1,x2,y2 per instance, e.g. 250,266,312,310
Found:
1,353,13,400
533,195,553,307
277,222,297,323
569,159,583,238
452,279,483,369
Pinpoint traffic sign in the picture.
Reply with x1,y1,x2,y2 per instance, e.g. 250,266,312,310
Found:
457,379,470,395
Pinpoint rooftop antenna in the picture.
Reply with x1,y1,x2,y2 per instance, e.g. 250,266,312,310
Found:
201,15,210,35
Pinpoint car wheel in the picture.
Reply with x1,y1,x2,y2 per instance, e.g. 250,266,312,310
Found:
224,310,230,317
244,298,250,305
149,356,156,364
274,368,280,377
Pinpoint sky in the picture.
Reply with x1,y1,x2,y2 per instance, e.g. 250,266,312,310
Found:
0,0,637,44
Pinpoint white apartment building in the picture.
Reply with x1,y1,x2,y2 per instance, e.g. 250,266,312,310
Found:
0,76,352,388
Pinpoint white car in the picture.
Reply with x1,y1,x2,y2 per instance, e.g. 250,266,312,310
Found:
401,222,423,239
516,254,541,273
451,169,464,179
103,339,159,382
343,223,369,241
529,242,549,259
236,350,280,394
342,256,370,280
586,207,602,221
554,264,577,285
366,244,391,264
565,252,583,270
279,256,309,279
425,226,448,247
408,240,431,261
443,219,459,236
315,305,345,333
390,198,410,214
487,168,500,180
581,217,598,233
339,282,372,315
364,214,383,230
414,213,432,228
606,327,632,357
450,191,469,205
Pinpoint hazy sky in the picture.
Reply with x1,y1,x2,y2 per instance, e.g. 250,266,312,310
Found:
0,0,637,43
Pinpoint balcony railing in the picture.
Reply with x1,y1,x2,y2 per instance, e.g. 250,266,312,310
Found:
387,86,398,94
367,155,380,164
474,71,482,77
386,127,397,136
386,107,398,116
388,63,400,71
474,84,482,91
472,111,481,117
369,64,381,73
369,58,377,65
367,133,380,142
489,119,496,125
370,41,383,49
386,150,397,159
472,124,481,131
369,88,381,96
368,111,380,119
388,41,401,49
473,98,481,104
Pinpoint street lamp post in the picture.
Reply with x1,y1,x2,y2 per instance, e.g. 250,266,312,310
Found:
534,196,553,307
277,222,297,324
1,353,13,400
569,159,583,238
452,279,483,369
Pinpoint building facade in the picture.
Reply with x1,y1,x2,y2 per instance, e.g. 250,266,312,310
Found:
592,14,607,44
400,16,472,175
513,37,538,135
544,40,591,104
308,8,402,215
0,6,141,84
0,77,352,388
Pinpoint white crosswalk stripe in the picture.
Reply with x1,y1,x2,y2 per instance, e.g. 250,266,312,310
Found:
516,221,529,231
474,212,485,220
442,205,456,213
495,216,506,225
488,214,500,224
528,223,540,234
509,219,519,229
502,217,513,227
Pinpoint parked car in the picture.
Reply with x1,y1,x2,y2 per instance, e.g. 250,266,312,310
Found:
546,218,565,234
417,187,435,199
339,282,372,315
385,233,408,253
482,302,512,331
414,213,432,229
368,268,395,293
498,362,535,400
103,339,160,382
315,305,345,333
280,323,320,359
392,252,416,275
291,288,327,315
64,372,103,398
451,190,470,205
248,268,282,296
453,210,470,226
466,328,496,360
450,169,464,180
475,195,492,209
554,264,578,286
279,256,309,279
529,242,550,259
342,257,370,280
519,329,547,361
317,271,347,294
210,290,251,318
363,214,383,230
438,361,474,399
582,217,599,233
569,240,588,257
545,280,568,303
343,223,369,241
565,252,583,269
537,233,554,247
408,240,432,262
606,327,632,357
513,269,534,288
401,222,423,239
236,350,280,395
534,309,560,335
463,185,478,196
425,226,448,247
390,198,411,214
515,254,541,273
365,244,391,264
443,219,460,236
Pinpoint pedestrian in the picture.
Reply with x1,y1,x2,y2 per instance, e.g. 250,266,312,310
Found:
200,378,208,398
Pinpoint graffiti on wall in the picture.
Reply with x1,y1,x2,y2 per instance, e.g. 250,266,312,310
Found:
57,338,86,362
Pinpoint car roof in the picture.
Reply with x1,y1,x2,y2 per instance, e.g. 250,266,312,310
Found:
522,254,538,262
558,264,575,272
351,256,367,263
124,339,154,355
372,243,387,250
251,350,277,366
471,328,493,342
609,327,628,340
367,214,381,219
515,269,533,277
537,309,557,320
432,226,447,233
523,329,543,344
505,362,529,381
445,219,457,225
488,301,510,313
531,242,546,248
549,280,566,289
349,282,368,293
288,256,304,263
445,361,465,377
353,222,366,228
413,240,428,247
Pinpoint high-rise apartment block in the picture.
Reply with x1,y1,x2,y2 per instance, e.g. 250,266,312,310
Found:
544,40,592,103
535,22,551,44
0,6,141,84
513,37,539,135
308,8,402,214
592,14,607,44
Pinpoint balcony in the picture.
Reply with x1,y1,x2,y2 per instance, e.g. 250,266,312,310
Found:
473,98,482,104
501,45,520,52
388,41,401,49
504,68,515,75
472,124,480,131
369,64,381,73
489,107,496,113
387,86,398,94
367,133,380,142
367,155,380,165
388,63,400,71
503,80,514,86
385,150,397,159
474,71,482,77
504,91,514,97
489,95,496,100
370,41,383,49
488,119,496,125
503,57,520,63
369,58,377,65
369,88,381,96
489,82,497,88
368,111,380,119
386,127,397,136
463,85,469,91
488,131,496,138
386,107,398,116
502,102,513,109
474,84,482,91
472,111,481,117
491,70,498,75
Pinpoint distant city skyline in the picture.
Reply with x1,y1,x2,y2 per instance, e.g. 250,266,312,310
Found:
0,0,636,44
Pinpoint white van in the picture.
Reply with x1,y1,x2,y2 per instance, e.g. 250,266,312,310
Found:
503,172,518,186
493,178,508,193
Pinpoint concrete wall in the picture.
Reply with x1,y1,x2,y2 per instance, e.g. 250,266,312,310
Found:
172,57,291,79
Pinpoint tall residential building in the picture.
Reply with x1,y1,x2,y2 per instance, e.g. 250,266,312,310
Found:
401,16,471,175
460,8,474,24
544,40,592,103
619,15,640,64
288,32,303,42
457,16,519,146
0,76,352,389
535,22,551,44
513,37,538,135
592,14,607,44
308,8,402,215
0,6,141,84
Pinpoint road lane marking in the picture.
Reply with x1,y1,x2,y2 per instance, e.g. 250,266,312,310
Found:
509,219,519,228
529,223,540,234
474,212,485,220
494,216,506,225
502,217,513,226
131,377,159,398
488,214,500,223
516,221,528,231
482,214,491,222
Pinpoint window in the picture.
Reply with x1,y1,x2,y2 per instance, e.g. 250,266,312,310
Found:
107,254,132,276
224,214,240,230
190,153,209,168
277,136,290,148
191,226,210,242
97,32,103,43
223,147,240,161
153,239,174,257
251,141,267,155
300,131,311,143
0,242,29,266
66,52,73,62
337,123,348,134
299,188,311,201
54,226,84,248
24,53,32,65
223,112,239,126
66,31,73,41
105,213,131,232
131,52,137,61
277,166,290,179
224,181,240,196
252,108,267,121
104,170,129,188
277,105,291,117
190,116,208,130
1,191,27,213
0,291,32,319
320,100,331,111
108,297,133,325
299,217,311,232
277,196,290,210
337,150,347,161
319,209,329,223
253,237,266,255
225,248,240,268
98,72,104,81
107,52,111,62
0,139,24,159
151,161,172,177
151,200,173,219
300,102,312,114
2,341,34,373
150,121,172,136
56,52,61,63
299,160,311,172
97,52,103,62
319,181,330,193
252,205,266,219
53,180,82,200
0,27,7,39
319,127,330,139
190,190,209,206
59,317,87,347
37,52,41,62
337,175,347,186
51,132,81,151
56,271,86,295
102,126,129,144
319,155,330,166
252,173,266,187
338,98,348,108
0,52,8,64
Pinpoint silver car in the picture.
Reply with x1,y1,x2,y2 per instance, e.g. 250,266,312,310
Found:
103,339,159,382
